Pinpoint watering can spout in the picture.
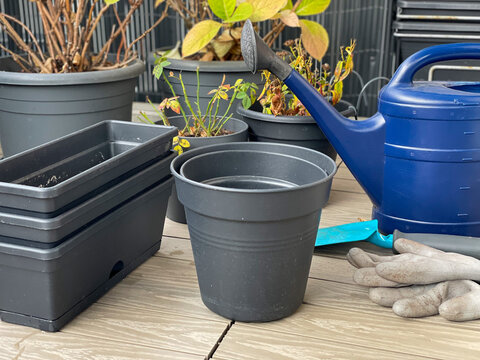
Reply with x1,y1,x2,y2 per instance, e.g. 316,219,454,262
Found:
241,20,385,206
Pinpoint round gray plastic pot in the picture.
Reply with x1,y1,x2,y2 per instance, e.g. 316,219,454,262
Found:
151,58,263,117
171,142,336,322
236,100,355,160
0,56,145,157
165,116,249,223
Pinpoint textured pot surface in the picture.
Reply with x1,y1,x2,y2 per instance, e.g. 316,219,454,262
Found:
165,116,249,223
237,100,356,160
171,142,336,321
0,57,145,156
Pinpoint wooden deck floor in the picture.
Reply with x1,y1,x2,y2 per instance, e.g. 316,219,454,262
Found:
1,106,480,359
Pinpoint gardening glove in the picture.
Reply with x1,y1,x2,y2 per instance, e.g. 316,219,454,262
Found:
368,280,480,321
346,238,480,287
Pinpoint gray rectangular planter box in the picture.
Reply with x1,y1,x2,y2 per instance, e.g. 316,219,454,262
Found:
0,120,177,215
0,177,173,332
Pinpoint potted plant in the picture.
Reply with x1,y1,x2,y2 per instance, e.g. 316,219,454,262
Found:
140,58,256,223
0,0,170,156
152,0,332,116
237,38,356,160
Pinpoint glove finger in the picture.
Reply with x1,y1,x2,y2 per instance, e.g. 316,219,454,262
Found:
376,257,456,285
369,284,436,307
392,282,448,318
353,267,404,287
439,290,480,322
346,247,399,268
394,238,445,257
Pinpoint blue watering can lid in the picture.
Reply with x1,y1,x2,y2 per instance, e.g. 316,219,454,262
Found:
379,43,480,121
379,81,480,121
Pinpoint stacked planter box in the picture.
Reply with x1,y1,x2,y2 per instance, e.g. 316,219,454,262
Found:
0,120,177,331
394,1,480,81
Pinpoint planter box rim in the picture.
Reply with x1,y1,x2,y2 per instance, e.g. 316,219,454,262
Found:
0,57,145,86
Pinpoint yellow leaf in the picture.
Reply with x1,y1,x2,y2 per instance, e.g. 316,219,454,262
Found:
212,40,234,59
299,20,329,61
104,0,120,5
182,20,222,58
246,0,288,22
277,9,299,27
179,139,191,147
173,136,179,144
208,0,236,20
154,0,165,7
173,145,183,155
296,0,330,16
224,2,253,23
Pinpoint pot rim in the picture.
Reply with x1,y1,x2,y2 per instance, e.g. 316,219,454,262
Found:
153,115,249,140
0,56,145,86
171,142,336,195
162,58,251,73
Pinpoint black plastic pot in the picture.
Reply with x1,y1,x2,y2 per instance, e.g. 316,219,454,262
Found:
171,142,336,322
236,101,355,160
165,116,249,223
0,56,145,156
150,58,263,117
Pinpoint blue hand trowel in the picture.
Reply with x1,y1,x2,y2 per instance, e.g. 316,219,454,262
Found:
315,220,480,259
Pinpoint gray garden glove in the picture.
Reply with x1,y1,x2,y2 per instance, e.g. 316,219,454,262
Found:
347,238,480,286
346,239,480,321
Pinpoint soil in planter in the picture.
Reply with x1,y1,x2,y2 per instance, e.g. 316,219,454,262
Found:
14,142,126,188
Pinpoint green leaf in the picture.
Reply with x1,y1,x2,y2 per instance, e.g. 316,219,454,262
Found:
104,0,120,4
282,0,293,10
208,0,236,20
296,0,330,16
224,2,254,23
246,0,288,22
242,96,252,109
299,19,329,61
236,91,246,99
182,20,222,58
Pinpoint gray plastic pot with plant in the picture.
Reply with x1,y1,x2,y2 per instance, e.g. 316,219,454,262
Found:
237,100,356,160
164,116,249,223
171,142,336,322
149,57,263,116
0,56,145,157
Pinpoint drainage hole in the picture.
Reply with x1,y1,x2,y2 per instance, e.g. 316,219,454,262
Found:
109,260,124,279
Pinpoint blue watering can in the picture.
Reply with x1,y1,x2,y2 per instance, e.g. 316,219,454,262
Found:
241,20,480,237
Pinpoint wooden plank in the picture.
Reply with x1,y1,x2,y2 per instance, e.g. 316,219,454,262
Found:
320,190,372,228
309,255,356,285
331,177,365,194
18,332,203,360
98,256,222,321
213,324,433,360
62,303,229,357
234,303,480,360
0,322,40,360
164,218,190,239
157,235,194,261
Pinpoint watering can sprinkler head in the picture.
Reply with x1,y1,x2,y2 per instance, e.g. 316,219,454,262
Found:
241,20,292,81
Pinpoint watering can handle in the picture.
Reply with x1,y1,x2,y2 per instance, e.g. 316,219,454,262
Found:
390,43,480,86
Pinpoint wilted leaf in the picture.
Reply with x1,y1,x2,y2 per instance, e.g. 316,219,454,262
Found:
247,0,288,22
296,0,330,16
154,0,165,7
224,2,253,23
173,145,183,154
168,99,181,114
331,80,343,105
218,91,228,100
182,20,222,58
277,10,299,27
299,19,329,61
212,40,234,58
208,0,236,20
104,0,120,5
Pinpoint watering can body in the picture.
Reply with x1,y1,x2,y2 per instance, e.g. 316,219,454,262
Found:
240,21,480,236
